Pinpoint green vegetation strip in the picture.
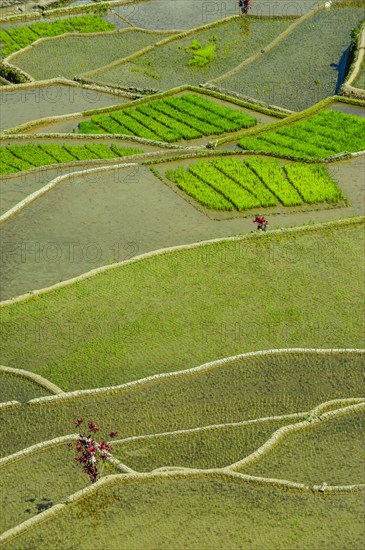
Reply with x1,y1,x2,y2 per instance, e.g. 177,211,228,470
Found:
0,15,114,58
2,475,363,549
0,352,363,458
238,110,365,160
79,94,257,141
0,144,144,175
165,156,343,211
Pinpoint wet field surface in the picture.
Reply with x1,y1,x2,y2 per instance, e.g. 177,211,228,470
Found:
0,85,127,131
1,153,364,300
112,0,327,30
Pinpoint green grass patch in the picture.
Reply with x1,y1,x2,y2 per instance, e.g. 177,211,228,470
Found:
0,144,144,175
239,109,365,159
79,94,257,141
4,477,364,549
241,409,365,486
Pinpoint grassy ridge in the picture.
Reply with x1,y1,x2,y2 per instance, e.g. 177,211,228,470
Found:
242,409,365,485
0,353,363,458
4,477,363,549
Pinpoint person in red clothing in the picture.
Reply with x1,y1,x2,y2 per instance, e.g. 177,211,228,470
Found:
239,0,251,14
253,215,268,231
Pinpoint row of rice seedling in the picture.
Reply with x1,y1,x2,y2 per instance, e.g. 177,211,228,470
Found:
0,15,114,57
284,164,343,204
189,161,260,211
239,110,365,160
122,107,179,143
7,143,56,166
166,167,232,210
78,95,257,142
0,147,35,173
137,104,200,140
0,144,144,174
164,97,230,133
182,94,257,128
212,157,277,208
245,158,303,207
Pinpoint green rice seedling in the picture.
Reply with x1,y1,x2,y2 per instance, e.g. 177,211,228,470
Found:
3,27,39,54
213,158,277,207
238,136,308,159
182,94,257,128
6,144,56,167
166,167,233,210
260,132,333,159
0,147,35,171
277,127,339,154
110,144,144,156
111,111,160,141
137,105,200,140
28,20,74,38
90,114,132,135
78,120,107,134
246,157,302,206
164,98,221,135
0,163,17,175
147,101,202,139
69,15,114,33
284,164,343,204
189,161,260,211
37,144,79,163
62,145,100,161
125,108,180,142
165,97,226,132
84,144,119,159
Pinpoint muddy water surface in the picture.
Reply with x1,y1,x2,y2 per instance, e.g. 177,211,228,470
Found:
0,85,127,131
1,154,364,300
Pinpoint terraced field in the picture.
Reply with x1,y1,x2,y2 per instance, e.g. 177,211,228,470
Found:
0,1,364,548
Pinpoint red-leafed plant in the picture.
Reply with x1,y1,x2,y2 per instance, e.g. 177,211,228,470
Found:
66,419,118,483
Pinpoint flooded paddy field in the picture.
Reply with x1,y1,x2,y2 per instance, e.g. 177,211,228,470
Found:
1,153,364,300
10,30,166,81
0,84,127,131
220,6,365,112
111,0,327,30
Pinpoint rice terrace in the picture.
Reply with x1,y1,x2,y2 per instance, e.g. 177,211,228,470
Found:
0,0,364,548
